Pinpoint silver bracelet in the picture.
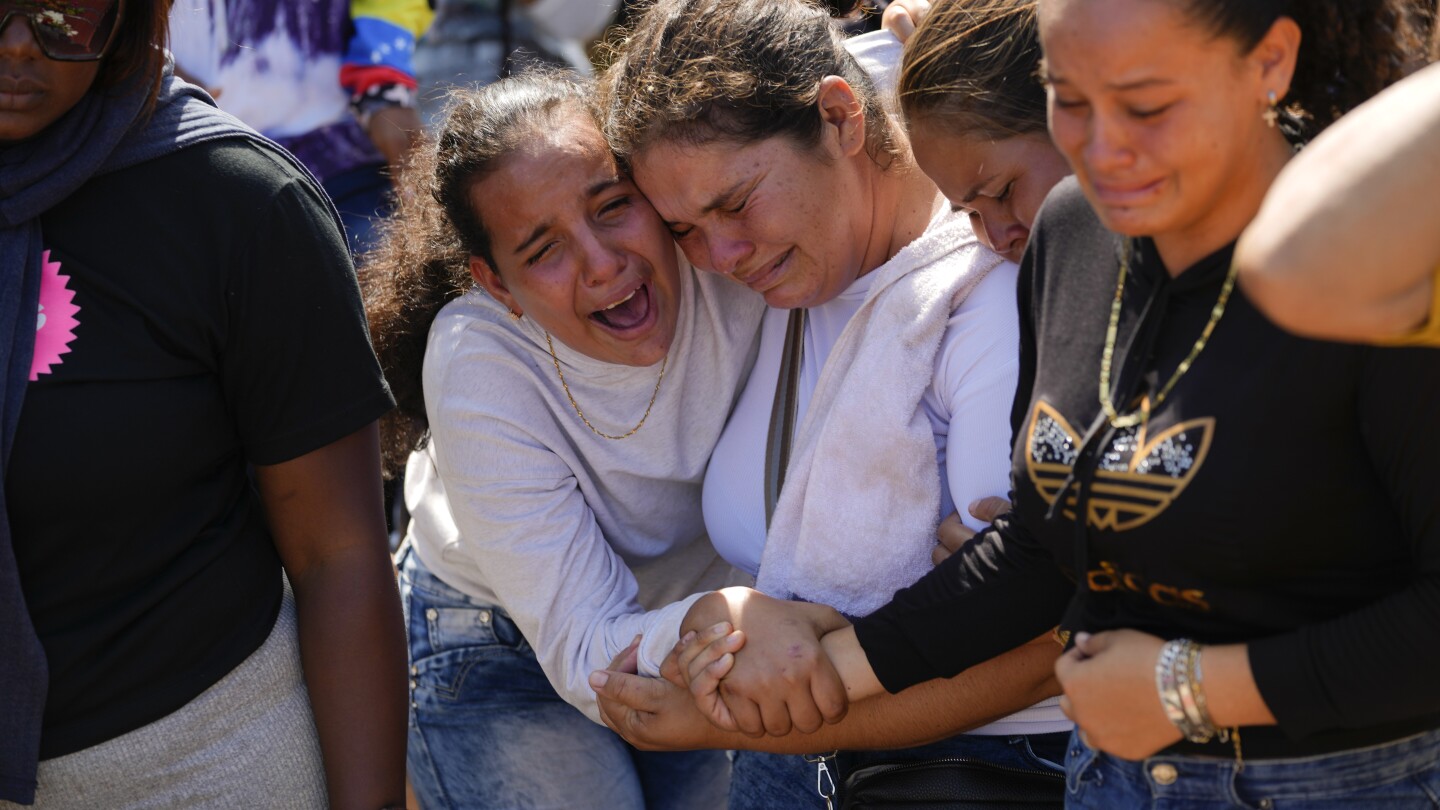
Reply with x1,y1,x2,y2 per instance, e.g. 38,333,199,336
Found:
1156,638,1218,744
1155,639,1189,731
1188,643,1221,741
1174,640,1215,743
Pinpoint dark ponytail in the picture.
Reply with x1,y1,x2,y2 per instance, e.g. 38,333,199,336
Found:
1181,0,1424,140
362,72,596,478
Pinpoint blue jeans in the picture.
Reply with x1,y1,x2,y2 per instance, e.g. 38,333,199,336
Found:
400,548,730,809
728,731,1067,809
1066,727,1440,809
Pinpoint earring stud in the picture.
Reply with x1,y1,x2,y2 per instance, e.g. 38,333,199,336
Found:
1263,90,1279,128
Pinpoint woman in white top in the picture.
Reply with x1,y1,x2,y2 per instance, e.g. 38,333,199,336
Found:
365,73,758,809
598,0,1069,805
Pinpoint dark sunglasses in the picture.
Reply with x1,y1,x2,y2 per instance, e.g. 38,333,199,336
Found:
0,0,124,61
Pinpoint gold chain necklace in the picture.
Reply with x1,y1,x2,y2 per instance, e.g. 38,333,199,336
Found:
544,332,668,440
1098,240,1239,429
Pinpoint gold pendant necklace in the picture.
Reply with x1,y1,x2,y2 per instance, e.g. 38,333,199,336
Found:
1098,240,1239,429
545,332,668,440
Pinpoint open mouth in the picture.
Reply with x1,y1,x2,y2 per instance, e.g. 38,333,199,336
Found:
590,283,655,333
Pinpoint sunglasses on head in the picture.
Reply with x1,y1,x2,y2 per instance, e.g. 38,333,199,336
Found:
1,0,124,62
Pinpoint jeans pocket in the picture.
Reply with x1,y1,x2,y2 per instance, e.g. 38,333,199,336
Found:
1013,733,1068,774
426,604,503,651
1413,766,1440,808
1065,731,1102,797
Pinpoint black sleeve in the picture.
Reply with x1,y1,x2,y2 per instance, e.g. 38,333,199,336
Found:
853,515,1074,693
221,167,394,465
853,247,1070,695
1008,233,1041,450
1247,345,1440,737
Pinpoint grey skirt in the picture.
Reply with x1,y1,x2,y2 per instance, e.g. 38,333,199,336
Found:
2,582,328,810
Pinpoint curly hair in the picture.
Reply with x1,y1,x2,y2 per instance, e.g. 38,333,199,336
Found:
899,0,1046,140
1177,0,1425,140
362,72,596,477
602,0,899,171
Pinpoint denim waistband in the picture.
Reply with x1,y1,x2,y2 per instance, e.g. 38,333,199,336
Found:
398,543,498,612
1078,725,1440,801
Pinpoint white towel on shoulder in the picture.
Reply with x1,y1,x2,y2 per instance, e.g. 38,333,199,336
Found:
756,213,1003,617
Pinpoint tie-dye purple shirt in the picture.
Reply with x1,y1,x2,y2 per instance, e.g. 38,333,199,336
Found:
169,0,431,181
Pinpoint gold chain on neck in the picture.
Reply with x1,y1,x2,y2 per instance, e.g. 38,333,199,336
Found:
1098,241,1239,429
544,332,668,440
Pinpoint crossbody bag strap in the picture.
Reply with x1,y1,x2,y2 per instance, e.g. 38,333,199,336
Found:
764,308,807,528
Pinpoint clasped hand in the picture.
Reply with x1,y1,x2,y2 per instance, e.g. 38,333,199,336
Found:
587,590,848,750
1055,629,1182,760
664,587,850,738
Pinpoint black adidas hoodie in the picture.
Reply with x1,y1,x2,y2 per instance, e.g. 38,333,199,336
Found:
854,177,1440,759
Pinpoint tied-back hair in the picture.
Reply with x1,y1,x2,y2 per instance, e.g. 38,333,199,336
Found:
898,0,1045,140
602,0,899,170
1178,0,1425,140
362,71,597,478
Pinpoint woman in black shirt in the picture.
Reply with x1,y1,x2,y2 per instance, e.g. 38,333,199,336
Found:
0,2,403,806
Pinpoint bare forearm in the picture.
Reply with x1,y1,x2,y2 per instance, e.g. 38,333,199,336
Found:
729,638,1060,753
597,634,1059,754
1239,62,1440,341
290,550,409,809
769,644,1057,752
1202,644,1277,729
821,626,884,702
364,106,423,177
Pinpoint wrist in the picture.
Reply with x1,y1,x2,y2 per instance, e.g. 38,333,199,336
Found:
801,602,850,636
821,626,882,701
1155,638,1220,743
1197,643,1276,728
351,83,416,129
680,589,737,635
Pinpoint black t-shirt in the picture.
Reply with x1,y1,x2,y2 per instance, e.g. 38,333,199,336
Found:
854,178,1440,758
8,139,394,758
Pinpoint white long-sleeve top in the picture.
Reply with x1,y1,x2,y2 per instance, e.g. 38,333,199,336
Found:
703,223,1071,736
406,261,762,722
703,258,1024,577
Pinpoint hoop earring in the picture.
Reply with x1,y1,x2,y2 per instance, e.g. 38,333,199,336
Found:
1262,90,1279,129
